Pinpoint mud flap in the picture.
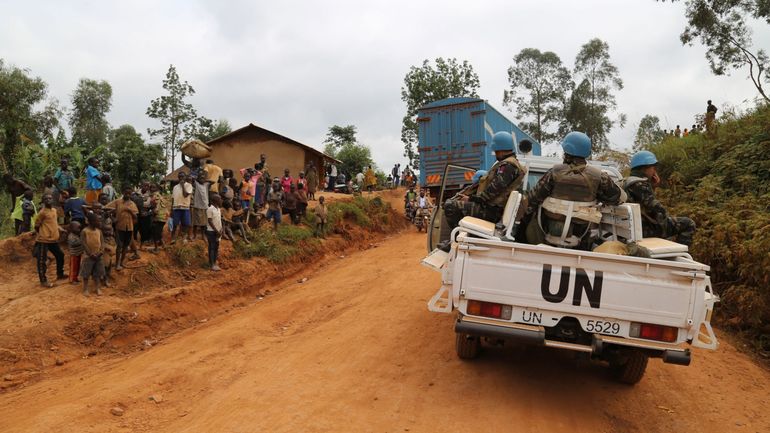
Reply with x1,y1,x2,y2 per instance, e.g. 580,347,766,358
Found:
692,291,719,350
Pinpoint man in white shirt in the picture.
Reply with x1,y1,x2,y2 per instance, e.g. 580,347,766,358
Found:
171,172,194,243
328,164,338,191
206,194,223,271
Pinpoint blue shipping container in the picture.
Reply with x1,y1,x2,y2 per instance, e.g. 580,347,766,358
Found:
417,97,541,190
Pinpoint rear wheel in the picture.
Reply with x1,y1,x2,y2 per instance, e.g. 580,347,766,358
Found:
455,332,480,359
611,350,648,385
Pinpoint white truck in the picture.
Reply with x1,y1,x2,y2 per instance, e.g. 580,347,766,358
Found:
424,159,719,384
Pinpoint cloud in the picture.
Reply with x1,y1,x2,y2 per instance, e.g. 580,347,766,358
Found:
2,0,767,172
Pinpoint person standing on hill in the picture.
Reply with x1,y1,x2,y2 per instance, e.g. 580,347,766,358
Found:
328,163,338,192
314,196,327,237
3,173,33,216
53,158,75,205
281,169,294,194
191,171,210,241
171,172,193,244
34,193,66,287
392,164,400,189
205,194,223,271
706,100,718,136
80,213,105,296
305,162,318,201
204,159,223,193
266,182,284,230
674,125,681,138
364,165,377,193
84,157,105,205
623,151,696,246
108,187,139,270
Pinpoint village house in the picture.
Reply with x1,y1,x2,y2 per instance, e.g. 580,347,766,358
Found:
167,123,339,181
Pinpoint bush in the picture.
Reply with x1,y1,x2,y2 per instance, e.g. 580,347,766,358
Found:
650,104,770,346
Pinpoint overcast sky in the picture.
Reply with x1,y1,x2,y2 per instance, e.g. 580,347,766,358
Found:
3,0,768,170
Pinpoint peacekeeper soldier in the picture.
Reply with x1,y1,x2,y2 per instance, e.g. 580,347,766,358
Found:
443,131,525,233
525,131,624,250
624,151,696,246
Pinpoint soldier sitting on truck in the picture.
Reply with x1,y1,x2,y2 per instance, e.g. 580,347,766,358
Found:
524,131,625,250
439,132,525,251
623,151,696,246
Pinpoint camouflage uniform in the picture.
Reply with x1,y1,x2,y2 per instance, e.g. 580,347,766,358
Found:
526,157,624,249
622,171,696,246
444,154,524,229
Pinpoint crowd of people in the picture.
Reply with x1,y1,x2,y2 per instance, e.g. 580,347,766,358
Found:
663,100,719,138
5,152,341,292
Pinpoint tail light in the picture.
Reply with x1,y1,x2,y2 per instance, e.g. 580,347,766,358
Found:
467,300,512,320
630,322,678,343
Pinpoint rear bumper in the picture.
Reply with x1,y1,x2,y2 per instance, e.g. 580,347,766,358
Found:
455,316,691,365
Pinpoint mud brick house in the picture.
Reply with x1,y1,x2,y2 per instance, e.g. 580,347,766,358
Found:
166,123,338,181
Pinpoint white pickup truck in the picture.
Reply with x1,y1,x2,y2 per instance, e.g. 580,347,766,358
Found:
424,158,719,384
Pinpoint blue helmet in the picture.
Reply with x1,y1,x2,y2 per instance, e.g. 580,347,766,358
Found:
561,131,592,158
471,170,487,184
630,150,658,169
490,131,514,152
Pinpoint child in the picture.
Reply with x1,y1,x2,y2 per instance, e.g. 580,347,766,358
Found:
284,184,299,225
80,213,104,296
102,225,116,287
150,183,167,252
227,199,250,244
101,174,117,202
64,186,86,226
206,194,223,272
67,221,84,284
314,196,327,237
281,169,293,194
296,182,308,223
266,182,283,230
12,189,36,235
220,199,235,241
240,172,253,213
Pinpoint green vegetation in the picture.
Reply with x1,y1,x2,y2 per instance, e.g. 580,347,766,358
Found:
235,196,393,263
650,105,770,349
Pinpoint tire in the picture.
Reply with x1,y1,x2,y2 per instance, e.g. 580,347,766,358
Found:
611,350,648,385
456,332,480,360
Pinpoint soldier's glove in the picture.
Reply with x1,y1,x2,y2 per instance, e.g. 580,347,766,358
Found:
468,195,483,204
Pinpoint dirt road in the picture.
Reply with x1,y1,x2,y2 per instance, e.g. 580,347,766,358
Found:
0,230,768,433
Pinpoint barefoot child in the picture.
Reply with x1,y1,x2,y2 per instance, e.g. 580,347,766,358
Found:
314,196,327,237
206,194,223,272
67,221,83,284
80,213,105,296
102,225,116,287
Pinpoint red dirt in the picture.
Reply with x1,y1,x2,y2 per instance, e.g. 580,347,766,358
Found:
0,190,767,432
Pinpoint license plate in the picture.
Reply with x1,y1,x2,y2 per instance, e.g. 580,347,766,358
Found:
582,319,622,335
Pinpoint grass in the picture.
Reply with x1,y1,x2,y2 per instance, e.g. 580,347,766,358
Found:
235,196,393,263
168,242,207,268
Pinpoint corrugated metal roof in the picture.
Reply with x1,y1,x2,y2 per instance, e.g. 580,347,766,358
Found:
207,123,341,163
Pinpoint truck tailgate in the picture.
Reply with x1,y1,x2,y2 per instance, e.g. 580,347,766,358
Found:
456,238,708,328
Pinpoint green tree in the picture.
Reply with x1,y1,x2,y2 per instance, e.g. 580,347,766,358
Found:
634,114,665,151
503,48,572,144
69,78,112,155
401,58,480,169
323,125,358,149
561,39,625,150
146,65,211,172
103,125,166,189
196,118,232,142
662,0,769,102
321,125,372,178
0,59,61,172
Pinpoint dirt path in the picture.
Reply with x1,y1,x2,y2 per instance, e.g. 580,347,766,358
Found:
0,230,768,433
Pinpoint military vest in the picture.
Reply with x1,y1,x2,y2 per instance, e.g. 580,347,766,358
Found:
477,155,525,207
622,176,657,224
550,163,603,202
